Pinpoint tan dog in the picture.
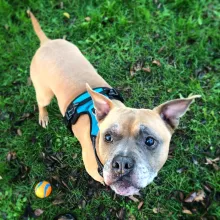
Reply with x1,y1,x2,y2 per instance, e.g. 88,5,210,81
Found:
28,12,200,196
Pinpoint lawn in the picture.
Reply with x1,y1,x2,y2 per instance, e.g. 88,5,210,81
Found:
0,0,219,219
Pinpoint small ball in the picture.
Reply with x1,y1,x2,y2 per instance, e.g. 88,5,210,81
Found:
35,181,52,198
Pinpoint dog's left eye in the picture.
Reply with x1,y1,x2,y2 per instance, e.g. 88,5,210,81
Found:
105,134,113,143
145,137,155,148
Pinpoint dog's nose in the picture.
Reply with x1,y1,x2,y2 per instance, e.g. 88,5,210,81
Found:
112,156,135,176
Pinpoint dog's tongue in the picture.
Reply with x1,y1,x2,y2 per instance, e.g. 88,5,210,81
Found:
110,181,140,196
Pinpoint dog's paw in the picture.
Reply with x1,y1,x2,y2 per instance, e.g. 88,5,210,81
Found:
39,115,49,128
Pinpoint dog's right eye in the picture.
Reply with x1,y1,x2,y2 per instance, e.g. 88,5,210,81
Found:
105,134,113,143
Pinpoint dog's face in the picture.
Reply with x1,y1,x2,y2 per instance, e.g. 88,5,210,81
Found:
98,108,171,196
87,84,200,196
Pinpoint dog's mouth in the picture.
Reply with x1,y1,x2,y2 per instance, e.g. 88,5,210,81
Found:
109,179,141,196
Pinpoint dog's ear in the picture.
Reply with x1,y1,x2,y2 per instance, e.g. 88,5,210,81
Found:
86,84,114,121
153,95,201,131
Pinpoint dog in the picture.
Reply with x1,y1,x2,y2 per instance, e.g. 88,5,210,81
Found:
28,11,200,196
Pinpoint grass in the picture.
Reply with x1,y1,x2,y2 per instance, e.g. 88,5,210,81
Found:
0,0,219,219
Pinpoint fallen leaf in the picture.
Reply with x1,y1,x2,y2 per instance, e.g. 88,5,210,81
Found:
212,157,220,162
128,214,136,220
205,157,219,171
129,195,139,202
27,77,32,86
117,208,126,219
184,190,205,203
60,2,63,9
6,151,17,161
184,192,197,203
113,193,117,200
78,200,86,209
212,163,219,171
152,60,161,66
5,24,9,30
85,17,91,22
152,207,165,214
34,209,44,217
142,67,151,72
17,129,22,136
176,167,188,173
182,209,192,215
152,208,158,214
21,113,31,119
205,157,219,165
203,184,212,193
192,156,198,165
194,190,205,202
138,201,144,210
158,46,165,53
52,199,65,205
72,153,78,159
63,12,70,19
130,60,144,77
179,191,184,201
205,158,213,165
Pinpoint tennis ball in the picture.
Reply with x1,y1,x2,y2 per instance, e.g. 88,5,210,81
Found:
35,181,52,198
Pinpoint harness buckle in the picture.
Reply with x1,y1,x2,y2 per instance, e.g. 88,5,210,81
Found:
108,88,118,96
66,103,79,121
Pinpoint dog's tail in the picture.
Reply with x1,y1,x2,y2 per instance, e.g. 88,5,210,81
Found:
27,10,49,44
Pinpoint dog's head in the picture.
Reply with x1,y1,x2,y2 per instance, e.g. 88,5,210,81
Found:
87,84,200,196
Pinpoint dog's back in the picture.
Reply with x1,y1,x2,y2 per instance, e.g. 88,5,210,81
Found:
28,11,109,115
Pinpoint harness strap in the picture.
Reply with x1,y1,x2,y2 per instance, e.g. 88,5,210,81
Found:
64,87,124,177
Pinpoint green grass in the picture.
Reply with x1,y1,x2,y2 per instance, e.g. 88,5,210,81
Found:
0,0,219,219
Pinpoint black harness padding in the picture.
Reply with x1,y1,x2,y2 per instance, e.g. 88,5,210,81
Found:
64,87,124,176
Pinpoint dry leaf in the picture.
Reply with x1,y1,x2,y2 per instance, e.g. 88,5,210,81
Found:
184,190,205,203
138,201,144,210
6,151,17,161
158,46,165,53
205,157,219,170
176,167,188,173
85,17,91,22
0,176,2,180
205,157,219,165
130,69,136,77
130,60,144,77
5,24,9,30
152,207,164,214
205,158,213,165
194,190,205,202
129,195,139,202
60,2,63,9
212,163,219,171
152,60,161,66
167,88,172,93
142,67,151,72
34,209,44,217
17,129,22,136
63,12,70,19
72,153,78,159
184,192,197,203
52,199,65,205
182,209,192,215
117,208,126,219
27,77,32,86
203,184,212,193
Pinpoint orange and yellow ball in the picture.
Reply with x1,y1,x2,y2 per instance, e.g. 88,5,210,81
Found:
35,181,52,198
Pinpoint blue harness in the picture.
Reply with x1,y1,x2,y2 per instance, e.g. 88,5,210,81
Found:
64,87,124,176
